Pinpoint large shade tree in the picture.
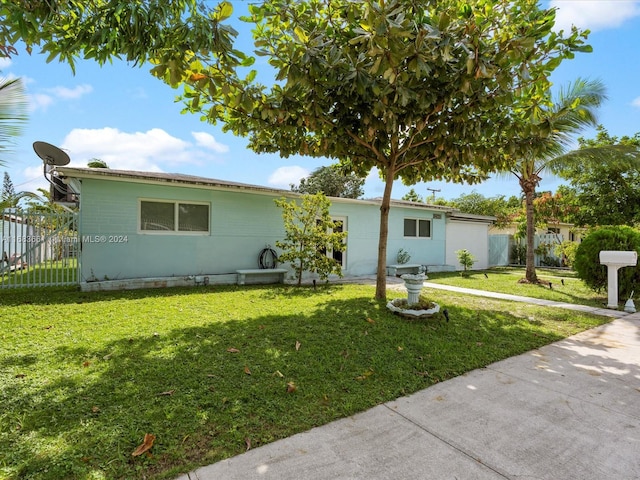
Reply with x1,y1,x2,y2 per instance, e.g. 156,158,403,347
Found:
172,0,592,298
292,165,365,198
0,1,248,92
499,78,606,283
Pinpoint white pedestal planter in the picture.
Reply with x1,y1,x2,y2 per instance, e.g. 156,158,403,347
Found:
386,273,440,319
401,273,426,304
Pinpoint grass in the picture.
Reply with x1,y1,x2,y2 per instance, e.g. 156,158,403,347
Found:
426,267,608,309
0,280,609,480
0,259,78,288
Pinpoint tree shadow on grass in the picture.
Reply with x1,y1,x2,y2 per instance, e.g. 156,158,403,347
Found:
0,290,621,480
0,282,349,308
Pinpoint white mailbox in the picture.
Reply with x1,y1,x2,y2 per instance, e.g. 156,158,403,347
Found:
599,250,638,309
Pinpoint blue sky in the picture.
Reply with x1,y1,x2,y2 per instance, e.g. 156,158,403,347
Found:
1,0,639,202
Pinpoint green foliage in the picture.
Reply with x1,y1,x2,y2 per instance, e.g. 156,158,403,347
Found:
1,171,14,200
275,193,346,285
291,165,364,199
511,242,526,265
0,172,41,209
554,125,640,227
87,158,109,168
0,0,246,107
402,188,423,203
449,190,521,228
0,1,237,65
396,248,411,265
455,249,476,274
173,0,591,298
499,78,606,283
574,226,640,300
555,240,578,268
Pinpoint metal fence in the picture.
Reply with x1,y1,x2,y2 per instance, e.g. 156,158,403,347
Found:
1,208,79,288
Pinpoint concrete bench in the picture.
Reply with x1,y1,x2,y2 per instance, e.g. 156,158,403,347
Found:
236,268,288,285
386,264,423,276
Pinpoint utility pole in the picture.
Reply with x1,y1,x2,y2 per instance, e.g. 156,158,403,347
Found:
426,187,441,202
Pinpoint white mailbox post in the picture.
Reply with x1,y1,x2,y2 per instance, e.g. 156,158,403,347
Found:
599,250,638,309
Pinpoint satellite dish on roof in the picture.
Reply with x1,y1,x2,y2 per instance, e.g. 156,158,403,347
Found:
34,141,77,206
33,141,71,166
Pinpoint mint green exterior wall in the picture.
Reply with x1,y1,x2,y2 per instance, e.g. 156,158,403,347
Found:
77,177,447,282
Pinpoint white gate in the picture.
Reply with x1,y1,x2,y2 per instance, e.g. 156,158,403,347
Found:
1,208,79,288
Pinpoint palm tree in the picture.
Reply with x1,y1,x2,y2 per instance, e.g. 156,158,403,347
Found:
501,78,606,283
0,76,28,166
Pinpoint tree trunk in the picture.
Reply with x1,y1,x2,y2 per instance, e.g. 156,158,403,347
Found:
523,184,538,284
375,170,395,300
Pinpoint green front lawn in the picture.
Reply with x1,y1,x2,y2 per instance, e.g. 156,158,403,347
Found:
426,267,608,308
0,282,608,479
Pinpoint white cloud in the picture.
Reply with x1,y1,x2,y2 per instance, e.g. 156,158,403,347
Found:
45,84,93,100
191,131,229,153
29,93,54,112
60,127,224,171
268,166,309,188
632,97,640,108
550,0,640,32
27,84,93,112
0,57,11,70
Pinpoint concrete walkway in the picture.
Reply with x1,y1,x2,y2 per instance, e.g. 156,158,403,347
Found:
177,284,640,480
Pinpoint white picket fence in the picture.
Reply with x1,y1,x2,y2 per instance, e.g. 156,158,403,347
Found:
489,233,565,267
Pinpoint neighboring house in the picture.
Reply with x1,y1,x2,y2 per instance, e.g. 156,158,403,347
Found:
489,222,584,243
54,167,492,290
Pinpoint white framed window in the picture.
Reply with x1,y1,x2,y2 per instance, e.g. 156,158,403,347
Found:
404,218,431,238
139,200,210,234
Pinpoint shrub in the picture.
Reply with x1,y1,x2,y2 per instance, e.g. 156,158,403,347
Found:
555,240,578,268
511,242,526,265
455,249,476,275
396,248,411,265
574,225,640,300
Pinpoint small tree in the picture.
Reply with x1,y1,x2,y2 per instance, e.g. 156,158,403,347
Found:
456,249,476,275
275,193,346,286
401,189,423,203
1,171,14,201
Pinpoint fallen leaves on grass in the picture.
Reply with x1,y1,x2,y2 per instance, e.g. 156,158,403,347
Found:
244,366,252,375
286,381,297,393
132,433,156,457
157,390,175,396
355,369,374,381
366,317,375,324
295,341,301,351
245,437,252,451
227,347,240,353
